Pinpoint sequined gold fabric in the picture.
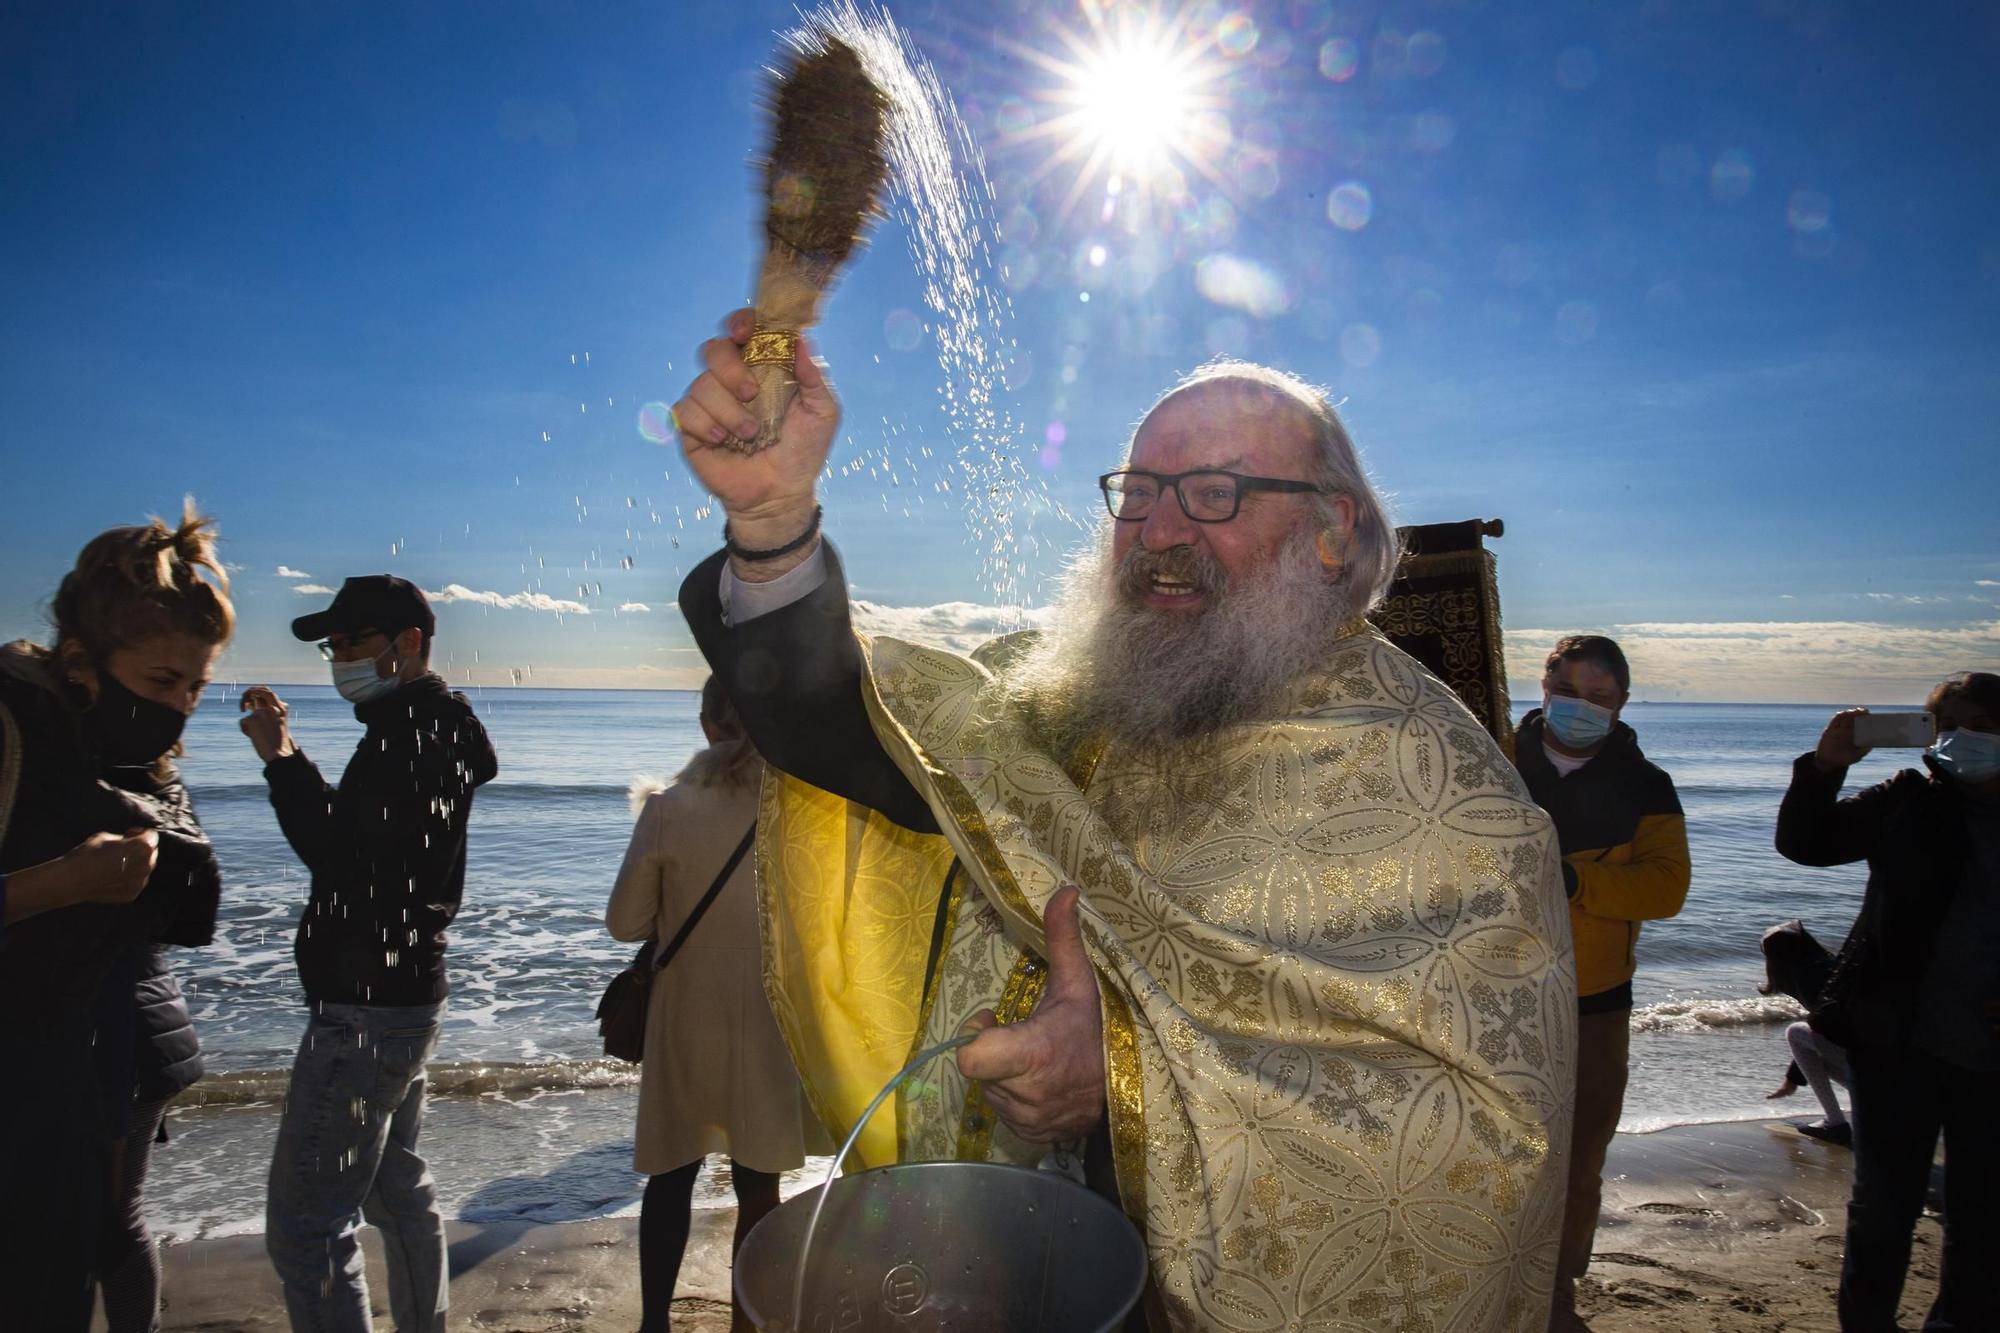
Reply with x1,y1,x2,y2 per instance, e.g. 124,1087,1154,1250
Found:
760,624,1574,1331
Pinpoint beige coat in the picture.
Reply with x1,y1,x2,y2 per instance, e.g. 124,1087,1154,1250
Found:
606,749,807,1175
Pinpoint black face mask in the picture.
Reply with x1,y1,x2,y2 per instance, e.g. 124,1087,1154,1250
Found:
89,669,188,767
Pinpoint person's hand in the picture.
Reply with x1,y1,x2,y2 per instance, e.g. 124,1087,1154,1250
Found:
238,686,295,763
672,308,839,568
67,829,160,904
957,886,1106,1144
1766,1077,1799,1100
1814,708,1869,774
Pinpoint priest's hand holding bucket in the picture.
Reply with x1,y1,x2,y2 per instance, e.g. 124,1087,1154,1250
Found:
956,886,1108,1144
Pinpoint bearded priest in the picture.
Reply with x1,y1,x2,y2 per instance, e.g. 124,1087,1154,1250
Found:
670,309,1576,1333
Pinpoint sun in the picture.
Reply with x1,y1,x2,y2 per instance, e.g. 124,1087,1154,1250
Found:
1003,5,1232,216
1069,31,1196,174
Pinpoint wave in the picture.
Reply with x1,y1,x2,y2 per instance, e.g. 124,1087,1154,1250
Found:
1629,993,1805,1034
191,781,637,805
181,1056,640,1106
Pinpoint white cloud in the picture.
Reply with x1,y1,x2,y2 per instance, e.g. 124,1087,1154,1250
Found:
275,565,311,579
291,584,337,596
1977,579,2000,588
427,584,590,615
1505,620,2000,703
616,602,652,613
850,599,1056,655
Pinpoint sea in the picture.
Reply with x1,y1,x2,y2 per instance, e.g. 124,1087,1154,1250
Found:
144,688,1889,1241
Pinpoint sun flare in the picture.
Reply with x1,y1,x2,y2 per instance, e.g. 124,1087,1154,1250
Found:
1004,5,1231,215
1071,35,1195,173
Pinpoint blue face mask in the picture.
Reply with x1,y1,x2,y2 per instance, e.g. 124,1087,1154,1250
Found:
1544,694,1616,749
1931,728,2000,785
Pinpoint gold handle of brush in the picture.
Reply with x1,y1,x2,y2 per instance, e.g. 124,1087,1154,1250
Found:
738,328,800,455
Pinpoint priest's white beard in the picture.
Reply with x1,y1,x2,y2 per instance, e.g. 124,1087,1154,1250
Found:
1011,526,1362,753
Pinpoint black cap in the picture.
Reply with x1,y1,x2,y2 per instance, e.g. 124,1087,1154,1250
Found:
291,575,437,643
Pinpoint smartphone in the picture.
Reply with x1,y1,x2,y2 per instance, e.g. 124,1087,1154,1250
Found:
1853,713,1934,748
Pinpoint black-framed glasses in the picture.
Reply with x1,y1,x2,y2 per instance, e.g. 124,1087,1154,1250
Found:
315,628,385,662
1098,469,1326,523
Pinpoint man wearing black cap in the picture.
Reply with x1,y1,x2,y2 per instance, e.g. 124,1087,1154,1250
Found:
238,575,497,1333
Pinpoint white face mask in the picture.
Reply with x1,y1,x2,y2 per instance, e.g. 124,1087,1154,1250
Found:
331,648,399,703
1931,727,2000,785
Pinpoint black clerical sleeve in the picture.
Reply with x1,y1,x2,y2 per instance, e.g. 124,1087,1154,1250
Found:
679,546,939,833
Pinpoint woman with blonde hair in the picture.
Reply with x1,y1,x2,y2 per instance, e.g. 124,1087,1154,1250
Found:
606,675,809,1333
0,502,232,1332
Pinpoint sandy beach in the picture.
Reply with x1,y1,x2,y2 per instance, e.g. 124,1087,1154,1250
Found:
131,1118,1942,1332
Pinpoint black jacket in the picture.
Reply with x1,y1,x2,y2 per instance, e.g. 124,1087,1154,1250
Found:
265,674,497,1007
1776,752,1974,1053
0,655,224,1037
90,944,203,1135
679,546,936,832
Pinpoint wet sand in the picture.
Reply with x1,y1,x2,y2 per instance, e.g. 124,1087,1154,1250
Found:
137,1118,1940,1332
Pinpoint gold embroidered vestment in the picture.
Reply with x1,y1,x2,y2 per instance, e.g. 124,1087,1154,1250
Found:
754,624,1576,1331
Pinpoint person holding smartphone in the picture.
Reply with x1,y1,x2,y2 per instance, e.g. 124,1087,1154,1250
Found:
1777,671,2000,1332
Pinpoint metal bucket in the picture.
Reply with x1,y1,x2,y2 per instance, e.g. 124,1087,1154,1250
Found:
734,1160,1146,1331
732,1036,1147,1331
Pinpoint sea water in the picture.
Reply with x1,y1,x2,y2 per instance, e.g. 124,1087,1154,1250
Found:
145,689,1892,1238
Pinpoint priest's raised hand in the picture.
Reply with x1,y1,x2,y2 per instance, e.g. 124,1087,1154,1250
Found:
672,307,838,581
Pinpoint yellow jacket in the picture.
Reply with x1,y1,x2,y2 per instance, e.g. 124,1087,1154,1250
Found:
1515,712,1692,1008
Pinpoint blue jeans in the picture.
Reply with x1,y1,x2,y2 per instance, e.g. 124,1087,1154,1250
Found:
1840,1045,1999,1332
266,1003,446,1333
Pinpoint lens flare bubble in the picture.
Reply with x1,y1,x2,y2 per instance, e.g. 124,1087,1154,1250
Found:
1216,13,1259,57
1787,188,1832,234
999,204,1040,246
1709,149,1755,201
1407,30,1447,76
995,97,1034,137
1318,37,1359,81
884,309,924,351
1044,420,1068,446
1555,301,1599,344
1326,181,1373,230
1003,351,1035,391
636,402,674,444
1195,252,1294,319
1233,147,1281,198
1555,45,1599,91
1339,323,1381,367
1410,111,1456,153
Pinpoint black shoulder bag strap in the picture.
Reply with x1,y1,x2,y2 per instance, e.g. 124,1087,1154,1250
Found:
651,822,756,974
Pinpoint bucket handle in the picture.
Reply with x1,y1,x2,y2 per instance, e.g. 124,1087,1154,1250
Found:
790,1032,978,1327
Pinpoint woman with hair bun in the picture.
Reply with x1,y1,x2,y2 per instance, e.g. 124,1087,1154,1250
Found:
0,501,233,1333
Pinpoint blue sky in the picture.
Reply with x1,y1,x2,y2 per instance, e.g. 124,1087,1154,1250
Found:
4,0,1995,703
